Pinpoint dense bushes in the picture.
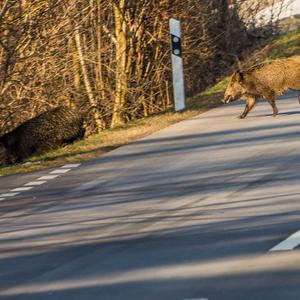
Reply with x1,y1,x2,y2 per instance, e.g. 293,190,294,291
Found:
0,0,278,135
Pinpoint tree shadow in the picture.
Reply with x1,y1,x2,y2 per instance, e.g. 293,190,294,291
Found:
2,96,300,299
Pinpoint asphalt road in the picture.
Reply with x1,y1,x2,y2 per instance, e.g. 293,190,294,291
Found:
1,92,300,300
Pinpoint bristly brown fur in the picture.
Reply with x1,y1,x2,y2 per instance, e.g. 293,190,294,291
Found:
0,107,85,165
223,57,300,118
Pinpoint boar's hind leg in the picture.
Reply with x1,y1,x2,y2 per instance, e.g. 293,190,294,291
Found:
239,97,256,119
266,97,278,117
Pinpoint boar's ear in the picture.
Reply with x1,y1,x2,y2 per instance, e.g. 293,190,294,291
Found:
234,70,244,84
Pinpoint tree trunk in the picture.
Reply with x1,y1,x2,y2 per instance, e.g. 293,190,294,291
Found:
74,28,104,131
111,0,127,128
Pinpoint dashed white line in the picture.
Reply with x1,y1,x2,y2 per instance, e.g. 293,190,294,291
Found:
11,187,34,192
62,163,81,168
183,298,209,300
270,230,300,251
25,181,47,186
0,163,81,200
0,192,20,197
38,175,59,180
50,169,71,174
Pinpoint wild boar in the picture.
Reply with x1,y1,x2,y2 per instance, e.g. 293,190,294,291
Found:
222,58,300,118
0,107,85,165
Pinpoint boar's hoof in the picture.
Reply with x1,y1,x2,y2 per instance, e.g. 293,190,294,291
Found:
238,114,246,119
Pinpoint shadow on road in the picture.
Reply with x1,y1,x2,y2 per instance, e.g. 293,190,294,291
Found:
1,93,300,299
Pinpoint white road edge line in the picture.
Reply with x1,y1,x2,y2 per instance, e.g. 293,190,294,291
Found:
0,192,20,197
50,169,71,174
25,181,47,186
61,163,81,168
183,298,209,300
0,164,79,201
270,230,300,251
38,175,59,180
11,187,34,192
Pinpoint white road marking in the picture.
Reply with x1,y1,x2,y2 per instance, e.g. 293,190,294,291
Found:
11,187,34,192
183,298,208,300
270,230,300,251
0,163,79,200
62,163,81,168
25,181,47,186
0,192,20,197
50,169,71,174
38,175,59,180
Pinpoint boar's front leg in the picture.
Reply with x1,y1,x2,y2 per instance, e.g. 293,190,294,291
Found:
266,96,278,117
239,97,256,119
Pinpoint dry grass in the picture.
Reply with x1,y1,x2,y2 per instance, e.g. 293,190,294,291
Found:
0,92,223,176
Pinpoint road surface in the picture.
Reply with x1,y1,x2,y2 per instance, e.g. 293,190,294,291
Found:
1,92,300,300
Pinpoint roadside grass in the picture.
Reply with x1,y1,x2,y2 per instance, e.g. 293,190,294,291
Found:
0,105,211,176
1,28,299,176
0,95,220,176
266,28,300,60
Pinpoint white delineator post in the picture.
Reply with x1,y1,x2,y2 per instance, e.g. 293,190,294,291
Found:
169,18,185,111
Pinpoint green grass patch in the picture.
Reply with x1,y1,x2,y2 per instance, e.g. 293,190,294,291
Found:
201,77,230,96
266,28,300,60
